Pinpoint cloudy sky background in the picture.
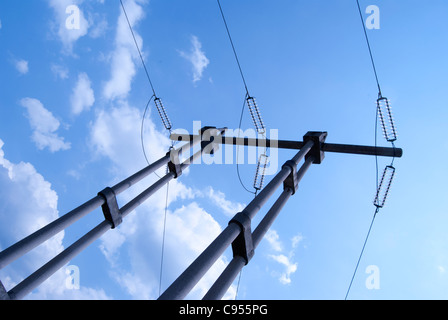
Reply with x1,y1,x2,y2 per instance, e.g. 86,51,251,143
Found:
0,0,447,300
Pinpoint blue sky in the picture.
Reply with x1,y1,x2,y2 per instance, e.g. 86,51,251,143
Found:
0,0,447,300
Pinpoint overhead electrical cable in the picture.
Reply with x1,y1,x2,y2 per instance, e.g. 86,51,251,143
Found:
345,0,399,300
120,0,173,297
216,0,269,197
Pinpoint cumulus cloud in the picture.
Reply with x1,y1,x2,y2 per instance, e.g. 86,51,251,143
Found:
0,139,110,299
20,98,71,152
265,230,304,285
103,0,146,101
70,72,95,115
15,59,29,75
91,1,237,299
206,186,245,217
47,0,89,53
265,230,283,253
179,35,210,83
268,254,298,285
51,64,69,80
89,99,236,299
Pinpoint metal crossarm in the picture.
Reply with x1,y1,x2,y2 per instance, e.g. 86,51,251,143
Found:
170,133,403,158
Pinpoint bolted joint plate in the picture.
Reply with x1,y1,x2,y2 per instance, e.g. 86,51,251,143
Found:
303,131,328,164
229,211,254,265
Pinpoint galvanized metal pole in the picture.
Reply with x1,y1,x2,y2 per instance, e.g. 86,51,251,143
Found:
8,220,112,300
203,155,316,300
157,223,242,300
159,141,315,300
0,153,172,271
0,141,203,300
202,189,293,300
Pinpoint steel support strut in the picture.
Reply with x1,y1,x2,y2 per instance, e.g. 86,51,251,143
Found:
158,136,320,300
0,133,210,300
202,155,316,300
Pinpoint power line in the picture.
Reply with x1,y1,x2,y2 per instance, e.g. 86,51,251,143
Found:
120,0,174,297
345,1,400,300
159,180,170,296
120,0,157,96
217,0,250,96
344,207,379,300
356,0,382,98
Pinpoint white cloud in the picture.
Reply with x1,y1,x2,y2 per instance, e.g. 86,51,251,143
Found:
20,98,71,152
438,266,446,274
89,101,236,299
268,254,298,285
264,230,303,285
51,64,69,80
0,139,110,299
89,15,108,39
291,233,304,249
179,35,210,83
103,0,146,101
265,230,283,252
70,72,95,115
206,186,245,217
91,1,237,299
15,59,29,75
47,0,89,53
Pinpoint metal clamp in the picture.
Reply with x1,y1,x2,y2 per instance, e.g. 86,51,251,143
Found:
303,131,328,164
282,160,298,195
229,211,254,265
167,148,182,179
98,187,122,229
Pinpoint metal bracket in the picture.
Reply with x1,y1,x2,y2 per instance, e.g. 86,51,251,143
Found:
303,131,328,164
98,187,122,229
229,211,254,265
167,148,182,179
282,160,298,195
0,280,10,300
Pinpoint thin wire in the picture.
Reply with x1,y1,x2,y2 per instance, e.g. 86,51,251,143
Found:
141,95,163,179
236,93,257,195
158,181,170,296
235,269,243,300
356,0,382,97
217,0,250,96
120,0,157,96
345,207,379,300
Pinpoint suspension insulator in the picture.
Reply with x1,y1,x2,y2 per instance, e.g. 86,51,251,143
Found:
246,96,266,135
377,97,397,142
253,153,269,191
154,97,172,131
374,165,396,208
